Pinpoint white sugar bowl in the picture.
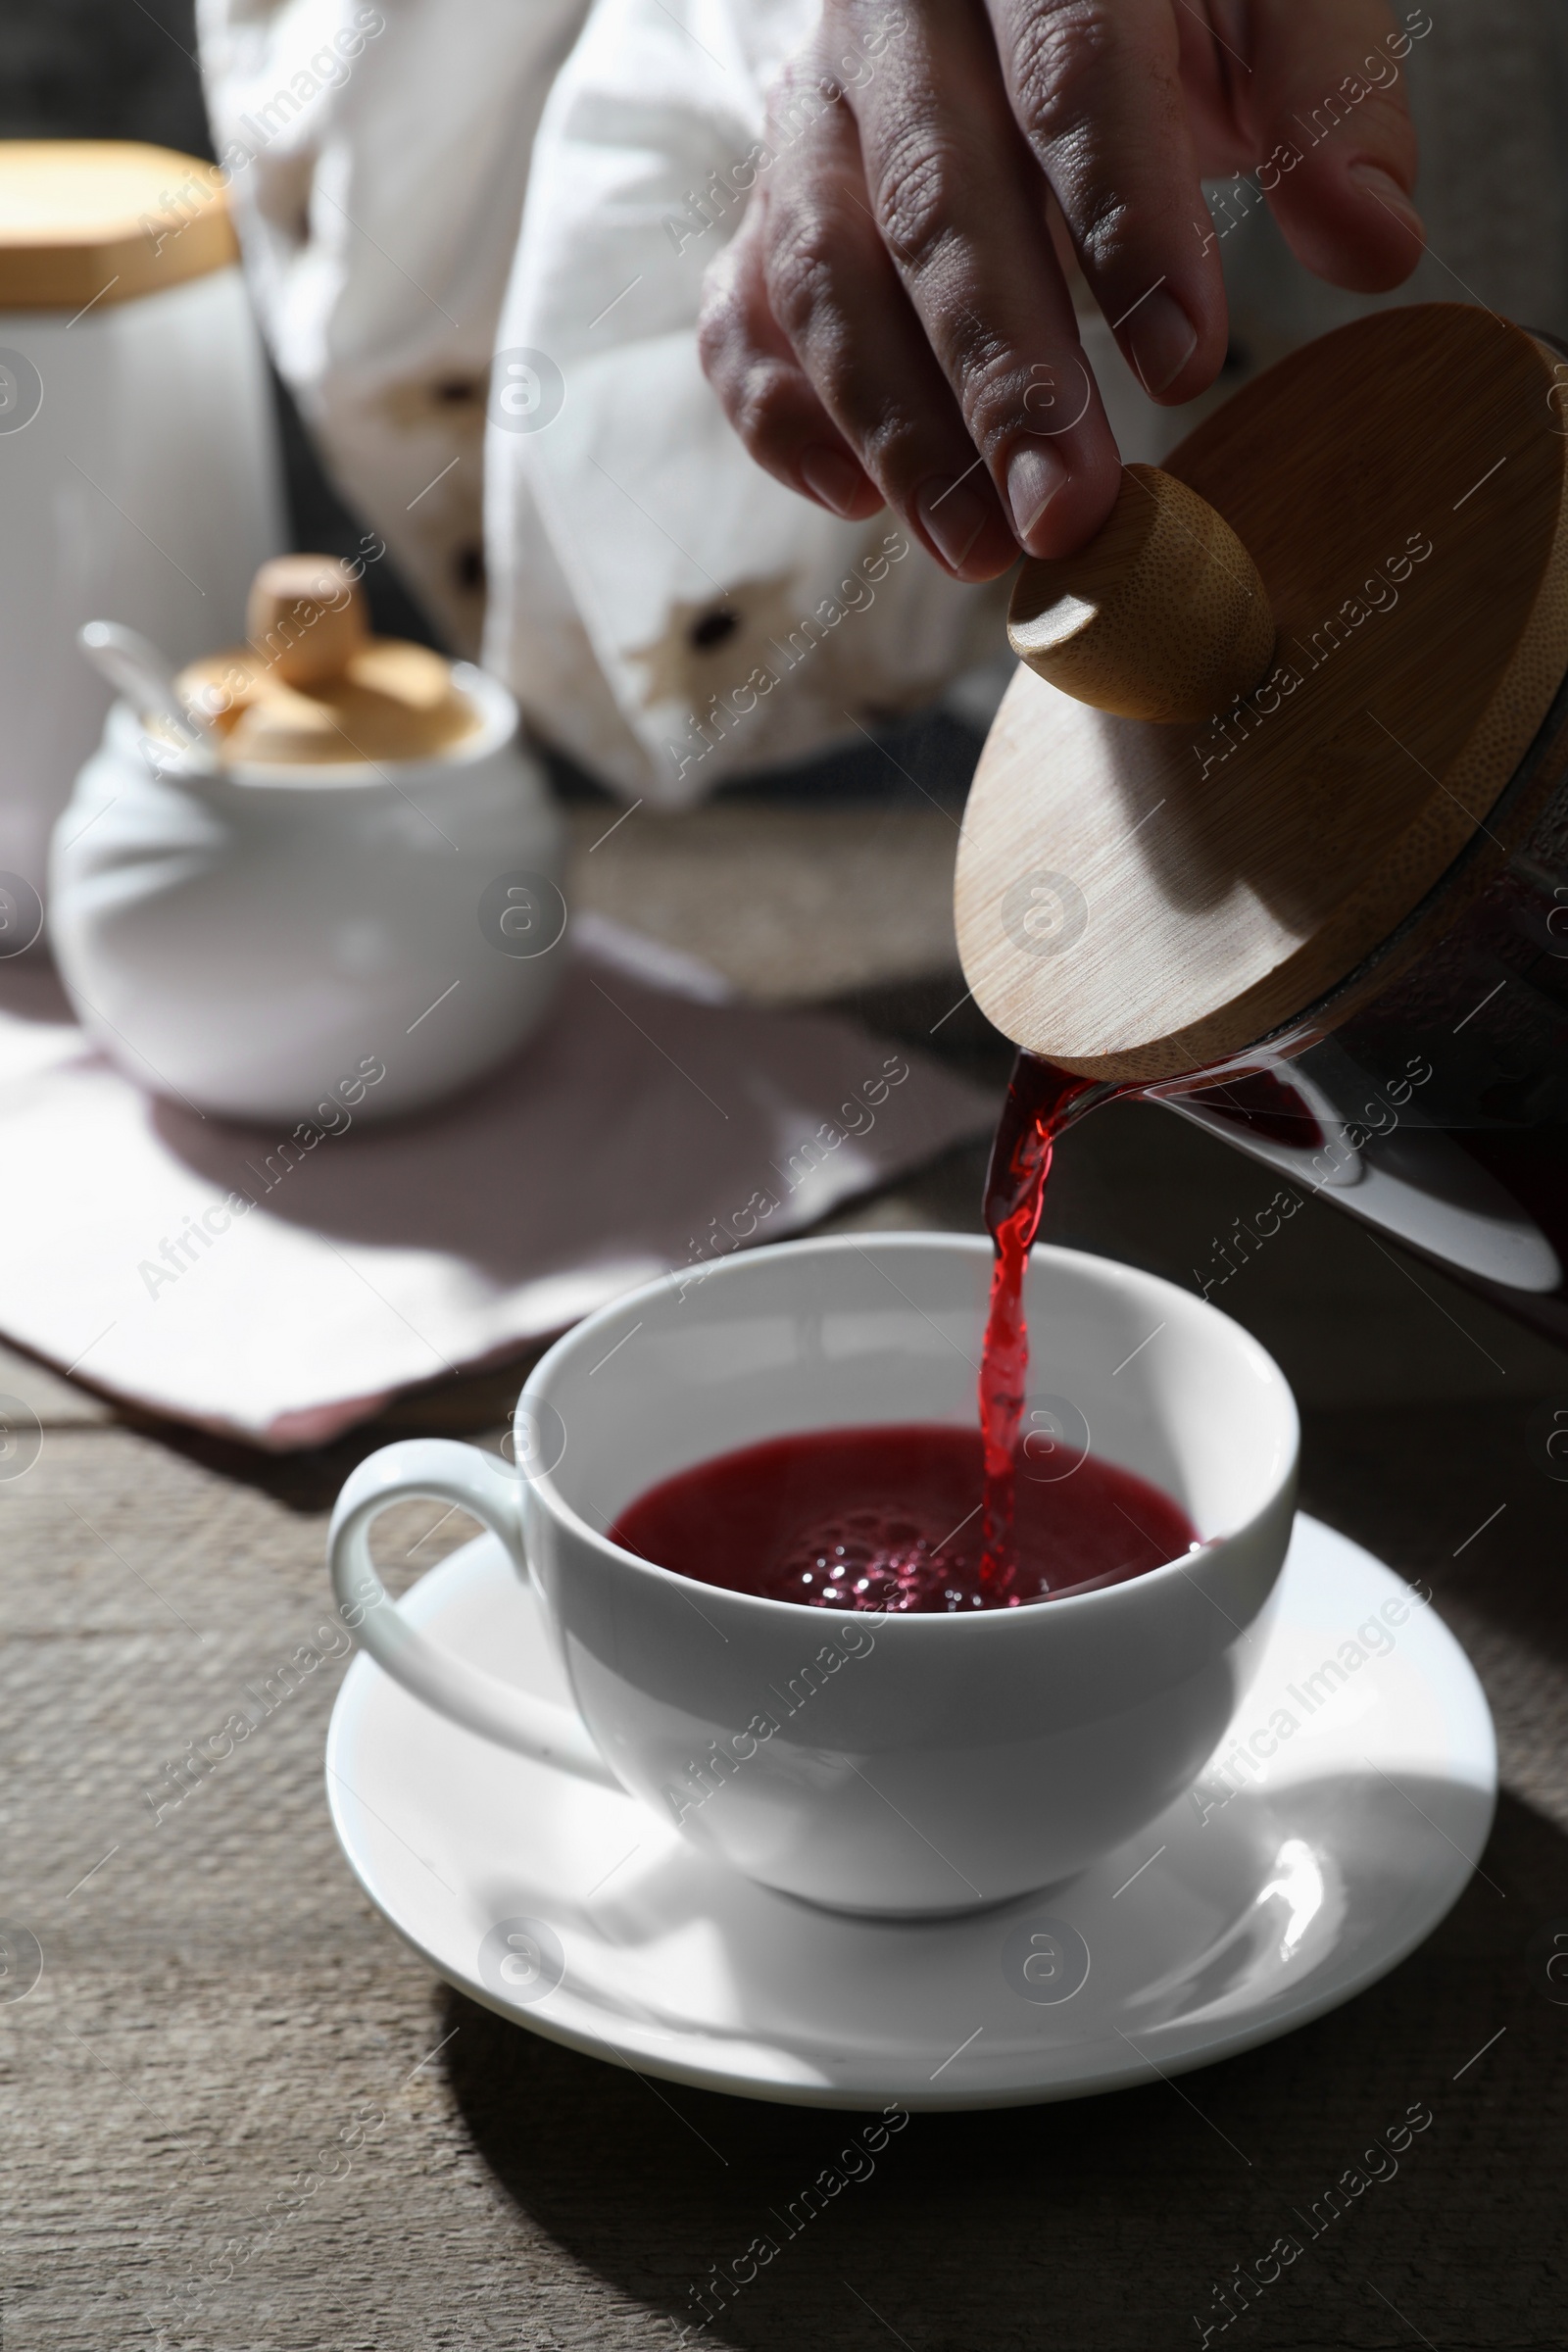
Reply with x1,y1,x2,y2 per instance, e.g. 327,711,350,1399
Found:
48,664,565,1125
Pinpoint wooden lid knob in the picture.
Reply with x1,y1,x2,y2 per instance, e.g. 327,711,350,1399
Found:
246,555,368,689
1007,465,1277,725
178,559,478,766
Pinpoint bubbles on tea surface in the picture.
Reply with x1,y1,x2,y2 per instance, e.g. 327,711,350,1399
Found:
769,1503,994,1612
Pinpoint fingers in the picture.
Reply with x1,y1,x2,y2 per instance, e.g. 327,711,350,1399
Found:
701,0,1425,583
704,43,1120,573
698,212,886,527
838,5,1123,557
754,69,1021,577
984,0,1228,404
1244,0,1424,291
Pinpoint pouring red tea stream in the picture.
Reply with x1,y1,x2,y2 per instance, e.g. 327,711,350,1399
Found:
612,1054,1199,1611
975,1053,1124,1588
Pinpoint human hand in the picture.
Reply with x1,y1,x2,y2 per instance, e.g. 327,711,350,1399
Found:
699,1,1426,578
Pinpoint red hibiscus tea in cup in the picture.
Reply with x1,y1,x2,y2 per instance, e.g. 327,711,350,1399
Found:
610,1421,1197,1613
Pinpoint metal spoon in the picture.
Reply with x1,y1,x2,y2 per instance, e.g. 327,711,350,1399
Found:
76,620,219,769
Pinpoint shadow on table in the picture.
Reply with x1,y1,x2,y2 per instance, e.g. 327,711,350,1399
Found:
438,1788,1568,2352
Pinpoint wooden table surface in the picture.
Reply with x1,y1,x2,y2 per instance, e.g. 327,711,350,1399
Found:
4,769,1567,2352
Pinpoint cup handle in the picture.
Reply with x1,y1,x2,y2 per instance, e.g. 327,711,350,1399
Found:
327,1438,618,1785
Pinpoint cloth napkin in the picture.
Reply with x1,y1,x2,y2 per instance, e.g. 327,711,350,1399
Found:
0,916,993,1448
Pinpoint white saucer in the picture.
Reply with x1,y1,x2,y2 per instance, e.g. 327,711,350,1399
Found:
324,1514,1495,2111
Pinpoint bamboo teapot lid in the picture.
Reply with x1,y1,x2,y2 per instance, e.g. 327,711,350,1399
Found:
955,303,1568,1081
175,556,480,766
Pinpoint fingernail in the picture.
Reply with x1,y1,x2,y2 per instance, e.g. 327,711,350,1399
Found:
799,445,866,516
1348,161,1424,241
916,472,992,572
1005,442,1068,550
1125,289,1199,396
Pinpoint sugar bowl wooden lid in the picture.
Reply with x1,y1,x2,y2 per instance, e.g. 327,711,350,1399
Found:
955,303,1568,1080
175,557,482,765
0,142,237,310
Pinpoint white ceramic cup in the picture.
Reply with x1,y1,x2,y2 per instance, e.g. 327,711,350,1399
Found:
328,1235,1298,1918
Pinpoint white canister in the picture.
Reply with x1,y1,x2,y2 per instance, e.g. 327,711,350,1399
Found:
48,667,567,1124
0,142,284,911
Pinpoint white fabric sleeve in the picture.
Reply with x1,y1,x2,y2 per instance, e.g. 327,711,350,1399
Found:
196,0,592,656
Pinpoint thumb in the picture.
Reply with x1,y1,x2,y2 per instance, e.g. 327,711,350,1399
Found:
1244,0,1427,293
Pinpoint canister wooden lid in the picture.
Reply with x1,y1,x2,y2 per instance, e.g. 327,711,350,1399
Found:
955,304,1568,1080
0,142,237,312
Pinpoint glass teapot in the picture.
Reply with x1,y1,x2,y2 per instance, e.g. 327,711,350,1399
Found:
955,302,1568,1350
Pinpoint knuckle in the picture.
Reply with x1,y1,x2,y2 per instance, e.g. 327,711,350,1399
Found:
695,308,795,464
695,273,748,395
730,356,808,462
957,345,1041,459
761,199,842,347
870,119,961,276
1004,2,1168,280
1072,181,1137,278
1007,1,1119,148
850,394,919,480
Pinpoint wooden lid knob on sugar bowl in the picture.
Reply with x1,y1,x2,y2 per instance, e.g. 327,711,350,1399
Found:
176,557,480,765
955,303,1568,1081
